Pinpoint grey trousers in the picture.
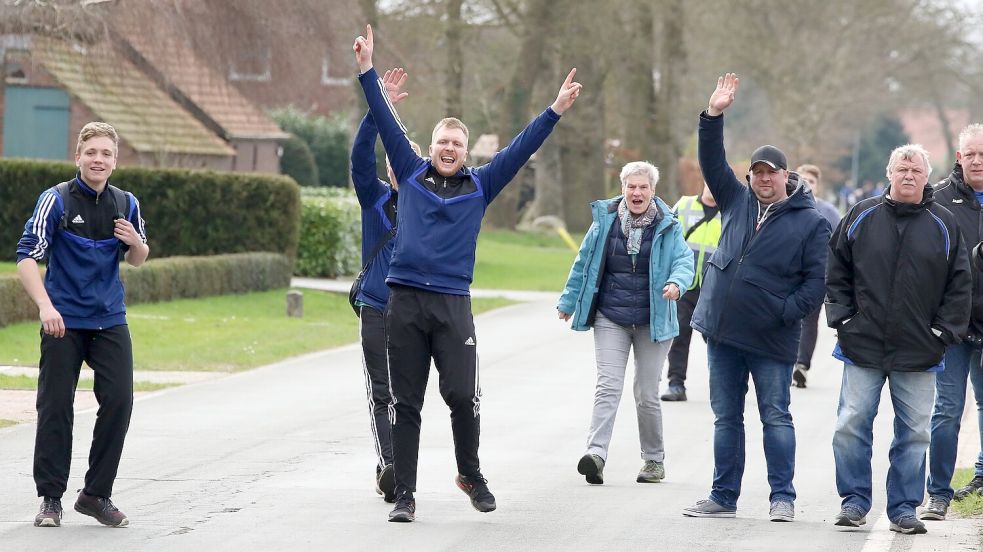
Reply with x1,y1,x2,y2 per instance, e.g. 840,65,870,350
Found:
586,313,671,462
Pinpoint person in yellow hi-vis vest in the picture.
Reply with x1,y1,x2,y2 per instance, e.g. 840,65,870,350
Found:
661,183,721,402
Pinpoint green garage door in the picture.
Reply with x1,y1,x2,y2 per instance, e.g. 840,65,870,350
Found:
3,87,70,160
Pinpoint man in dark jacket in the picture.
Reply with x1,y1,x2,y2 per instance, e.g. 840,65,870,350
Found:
924,124,983,520
682,74,831,523
828,144,971,535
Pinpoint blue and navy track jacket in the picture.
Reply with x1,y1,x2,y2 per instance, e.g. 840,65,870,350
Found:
358,66,561,295
16,176,147,330
691,112,831,363
352,112,398,312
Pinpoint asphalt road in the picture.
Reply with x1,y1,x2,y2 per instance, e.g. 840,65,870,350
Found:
0,298,979,551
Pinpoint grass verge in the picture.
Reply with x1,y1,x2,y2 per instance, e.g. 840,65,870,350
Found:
473,229,580,291
0,289,515,372
0,374,177,392
951,468,983,518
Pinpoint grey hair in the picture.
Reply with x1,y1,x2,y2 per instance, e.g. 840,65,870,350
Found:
885,144,932,179
619,161,660,188
958,124,983,153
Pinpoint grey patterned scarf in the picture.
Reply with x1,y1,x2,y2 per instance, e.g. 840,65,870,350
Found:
618,198,659,254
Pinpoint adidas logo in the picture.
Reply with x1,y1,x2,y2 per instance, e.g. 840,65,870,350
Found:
425,176,435,184
953,198,964,203
71,214,85,224
464,337,475,346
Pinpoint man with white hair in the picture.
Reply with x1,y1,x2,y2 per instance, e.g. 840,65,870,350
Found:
827,144,971,535
924,123,983,520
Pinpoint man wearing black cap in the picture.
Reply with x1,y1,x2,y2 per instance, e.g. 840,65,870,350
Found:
681,73,831,522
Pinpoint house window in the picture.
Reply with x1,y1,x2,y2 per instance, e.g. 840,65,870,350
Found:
321,51,351,86
4,49,29,84
229,47,271,82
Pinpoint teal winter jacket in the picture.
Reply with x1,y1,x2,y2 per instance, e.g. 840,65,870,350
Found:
557,196,695,342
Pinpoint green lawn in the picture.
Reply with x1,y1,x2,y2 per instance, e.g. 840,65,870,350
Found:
473,229,580,291
951,468,983,518
0,262,16,273
0,373,176,392
0,289,514,372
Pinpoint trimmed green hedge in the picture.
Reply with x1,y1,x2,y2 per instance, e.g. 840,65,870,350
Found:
0,252,292,328
296,188,361,278
0,159,301,262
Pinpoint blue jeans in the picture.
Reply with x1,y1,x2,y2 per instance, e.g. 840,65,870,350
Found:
707,340,795,509
927,342,983,501
832,364,935,520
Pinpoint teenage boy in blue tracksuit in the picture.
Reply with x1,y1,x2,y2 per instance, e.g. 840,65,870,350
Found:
17,122,149,529
350,67,420,504
353,24,582,522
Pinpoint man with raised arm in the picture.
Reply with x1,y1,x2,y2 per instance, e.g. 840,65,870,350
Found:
353,24,581,523
681,74,830,522
350,67,420,505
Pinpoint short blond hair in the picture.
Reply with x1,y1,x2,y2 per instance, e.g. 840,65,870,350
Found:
796,164,822,183
431,117,469,144
76,122,118,155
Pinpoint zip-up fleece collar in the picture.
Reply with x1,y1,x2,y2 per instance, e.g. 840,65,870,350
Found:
74,173,110,198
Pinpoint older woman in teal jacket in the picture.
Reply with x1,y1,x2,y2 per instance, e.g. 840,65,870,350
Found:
558,161,694,486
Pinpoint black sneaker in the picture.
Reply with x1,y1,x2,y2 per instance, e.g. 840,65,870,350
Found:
34,497,62,527
74,491,128,527
455,474,496,512
889,515,927,535
660,384,687,402
388,491,416,522
376,464,396,503
954,476,983,500
792,363,808,388
577,453,605,485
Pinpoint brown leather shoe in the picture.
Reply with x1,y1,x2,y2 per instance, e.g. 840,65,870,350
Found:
74,491,129,527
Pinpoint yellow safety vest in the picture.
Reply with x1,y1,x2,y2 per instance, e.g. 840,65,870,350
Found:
674,195,722,289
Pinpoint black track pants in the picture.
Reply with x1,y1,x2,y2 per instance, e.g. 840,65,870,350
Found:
666,285,701,387
34,325,133,499
359,305,394,469
385,285,481,495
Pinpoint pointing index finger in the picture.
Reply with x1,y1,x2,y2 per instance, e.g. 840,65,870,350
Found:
366,24,373,44
563,68,577,87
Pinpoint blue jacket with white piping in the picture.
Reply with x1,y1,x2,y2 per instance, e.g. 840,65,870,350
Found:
692,112,831,363
557,196,695,342
351,112,398,312
826,186,971,372
358,66,560,295
16,176,147,330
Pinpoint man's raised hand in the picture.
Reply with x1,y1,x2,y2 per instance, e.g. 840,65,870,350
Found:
353,24,374,73
383,67,409,105
551,68,582,115
707,73,739,117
